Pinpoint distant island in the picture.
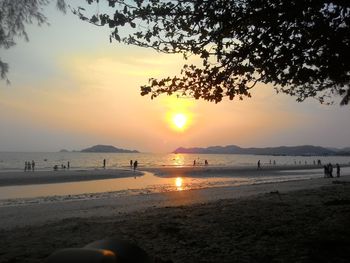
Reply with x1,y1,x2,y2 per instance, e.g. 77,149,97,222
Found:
173,145,350,156
81,145,139,153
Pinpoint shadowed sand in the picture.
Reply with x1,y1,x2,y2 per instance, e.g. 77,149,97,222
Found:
0,167,349,262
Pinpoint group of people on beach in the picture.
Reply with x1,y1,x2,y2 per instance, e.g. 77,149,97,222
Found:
24,160,73,172
324,163,340,178
193,159,209,166
130,160,138,171
53,162,70,171
24,160,35,171
101,159,139,170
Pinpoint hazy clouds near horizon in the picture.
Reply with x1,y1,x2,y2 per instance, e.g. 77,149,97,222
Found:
0,2,349,153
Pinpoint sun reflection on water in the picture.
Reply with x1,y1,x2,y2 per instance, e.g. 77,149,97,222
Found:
175,177,183,191
172,154,185,166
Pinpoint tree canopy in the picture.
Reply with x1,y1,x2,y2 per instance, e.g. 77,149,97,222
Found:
75,0,350,105
0,0,66,83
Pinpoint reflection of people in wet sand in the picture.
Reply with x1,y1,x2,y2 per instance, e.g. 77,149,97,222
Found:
133,160,138,171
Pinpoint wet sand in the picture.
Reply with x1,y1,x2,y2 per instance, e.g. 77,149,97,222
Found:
0,168,142,186
144,164,329,177
0,172,350,262
0,164,339,187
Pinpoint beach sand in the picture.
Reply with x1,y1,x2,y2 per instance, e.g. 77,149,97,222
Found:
0,164,337,187
0,168,349,262
0,168,142,187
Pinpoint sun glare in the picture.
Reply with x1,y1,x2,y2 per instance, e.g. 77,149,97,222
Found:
175,177,183,191
173,113,187,129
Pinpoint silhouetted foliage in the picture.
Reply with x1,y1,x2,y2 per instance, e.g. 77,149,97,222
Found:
0,0,66,83
75,0,350,105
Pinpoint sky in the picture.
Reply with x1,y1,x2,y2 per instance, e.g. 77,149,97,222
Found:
0,1,349,153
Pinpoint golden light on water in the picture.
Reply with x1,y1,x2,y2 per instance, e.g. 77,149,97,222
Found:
175,177,183,191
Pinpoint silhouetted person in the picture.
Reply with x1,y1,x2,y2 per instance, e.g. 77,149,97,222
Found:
28,161,32,171
273,160,276,165
54,165,58,171
328,163,333,178
24,161,27,172
257,160,261,169
103,159,106,169
205,160,208,166
193,160,196,166
336,163,340,177
130,160,133,168
133,160,138,171
67,161,70,169
32,160,35,171
324,165,329,178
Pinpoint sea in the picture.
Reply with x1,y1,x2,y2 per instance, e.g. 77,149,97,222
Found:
0,152,349,203
0,152,349,171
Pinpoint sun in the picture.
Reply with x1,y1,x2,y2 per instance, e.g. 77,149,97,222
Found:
172,113,187,129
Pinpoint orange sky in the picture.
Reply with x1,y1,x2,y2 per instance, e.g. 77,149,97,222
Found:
0,2,349,152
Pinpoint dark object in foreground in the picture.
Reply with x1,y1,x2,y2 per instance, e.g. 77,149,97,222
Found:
46,238,151,263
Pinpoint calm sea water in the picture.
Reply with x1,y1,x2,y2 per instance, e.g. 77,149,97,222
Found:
0,152,349,203
0,152,349,171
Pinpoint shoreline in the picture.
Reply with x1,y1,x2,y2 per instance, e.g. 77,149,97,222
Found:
0,174,349,230
1,164,349,187
0,176,349,262
0,168,143,187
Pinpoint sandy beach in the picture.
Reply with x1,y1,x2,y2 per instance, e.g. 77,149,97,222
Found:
0,168,143,187
0,167,349,262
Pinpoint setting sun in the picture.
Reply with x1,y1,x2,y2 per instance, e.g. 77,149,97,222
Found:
173,113,187,129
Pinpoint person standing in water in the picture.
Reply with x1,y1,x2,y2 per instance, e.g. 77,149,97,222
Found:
133,160,138,171
336,163,340,177
103,159,106,169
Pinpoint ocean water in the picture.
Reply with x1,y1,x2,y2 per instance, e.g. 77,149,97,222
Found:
0,152,349,203
0,152,349,172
